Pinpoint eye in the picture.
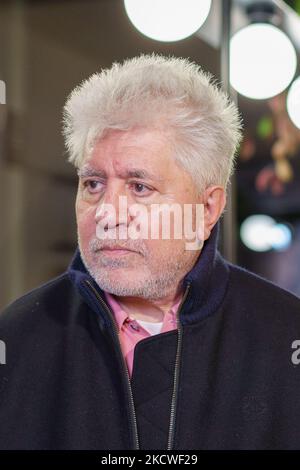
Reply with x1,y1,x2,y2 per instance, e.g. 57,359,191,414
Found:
82,180,103,193
130,182,153,196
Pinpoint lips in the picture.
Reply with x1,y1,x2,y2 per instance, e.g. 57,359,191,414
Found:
99,246,137,256
100,246,134,252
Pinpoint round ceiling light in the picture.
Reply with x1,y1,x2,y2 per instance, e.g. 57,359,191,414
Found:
230,23,297,100
124,0,212,42
287,76,300,130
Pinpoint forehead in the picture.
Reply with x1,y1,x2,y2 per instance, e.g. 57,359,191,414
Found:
81,128,174,177
77,163,164,183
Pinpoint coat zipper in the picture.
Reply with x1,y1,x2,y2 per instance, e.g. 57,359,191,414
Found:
85,278,191,451
167,282,191,450
84,280,140,450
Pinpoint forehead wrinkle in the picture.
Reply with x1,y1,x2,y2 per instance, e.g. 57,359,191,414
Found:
77,164,164,182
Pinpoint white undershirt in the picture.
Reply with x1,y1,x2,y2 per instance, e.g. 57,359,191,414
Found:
137,319,163,335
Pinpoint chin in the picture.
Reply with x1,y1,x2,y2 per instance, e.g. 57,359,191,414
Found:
96,269,143,288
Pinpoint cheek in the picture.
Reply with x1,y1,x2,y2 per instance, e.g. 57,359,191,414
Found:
146,238,185,260
76,200,97,245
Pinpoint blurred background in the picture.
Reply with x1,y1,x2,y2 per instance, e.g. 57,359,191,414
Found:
0,0,300,310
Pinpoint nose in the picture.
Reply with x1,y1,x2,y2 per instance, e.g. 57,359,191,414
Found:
95,182,132,232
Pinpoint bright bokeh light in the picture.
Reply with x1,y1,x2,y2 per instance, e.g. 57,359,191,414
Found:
287,76,300,130
269,223,292,251
230,24,297,99
240,215,292,252
124,0,211,42
241,215,276,252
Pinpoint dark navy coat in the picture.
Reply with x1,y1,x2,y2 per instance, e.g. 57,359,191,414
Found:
1,223,300,449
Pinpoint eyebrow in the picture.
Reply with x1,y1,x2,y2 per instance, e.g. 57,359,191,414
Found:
77,166,163,182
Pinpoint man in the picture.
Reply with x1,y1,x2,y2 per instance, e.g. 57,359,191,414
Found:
1,53,300,450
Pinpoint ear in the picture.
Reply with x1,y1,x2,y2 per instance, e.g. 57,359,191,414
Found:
201,186,226,240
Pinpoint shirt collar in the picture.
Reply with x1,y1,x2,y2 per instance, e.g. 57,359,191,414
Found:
104,291,183,332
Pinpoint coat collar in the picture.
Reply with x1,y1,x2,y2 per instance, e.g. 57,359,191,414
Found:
67,220,230,328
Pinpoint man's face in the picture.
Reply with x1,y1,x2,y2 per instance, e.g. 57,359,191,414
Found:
76,127,203,300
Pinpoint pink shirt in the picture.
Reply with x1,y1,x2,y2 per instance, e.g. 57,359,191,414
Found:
104,291,183,377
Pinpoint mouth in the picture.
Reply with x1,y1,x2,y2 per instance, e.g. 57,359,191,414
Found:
100,248,137,256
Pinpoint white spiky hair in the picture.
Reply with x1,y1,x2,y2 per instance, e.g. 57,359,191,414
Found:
62,52,243,192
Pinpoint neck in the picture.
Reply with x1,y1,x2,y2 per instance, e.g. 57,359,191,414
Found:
111,288,184,323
